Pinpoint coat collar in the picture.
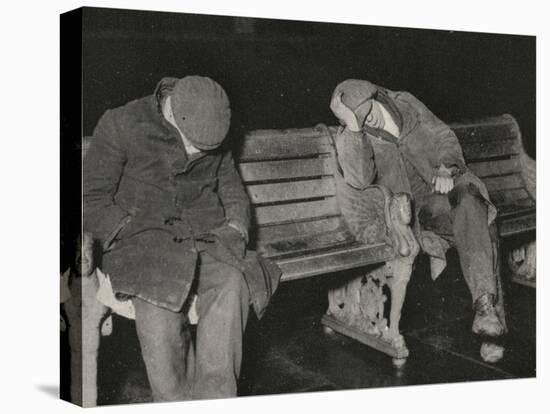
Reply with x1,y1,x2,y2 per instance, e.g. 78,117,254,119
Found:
153,77,179,110
363,87,419,144
363,89,401,144
376,89,403,133
148,77,183,141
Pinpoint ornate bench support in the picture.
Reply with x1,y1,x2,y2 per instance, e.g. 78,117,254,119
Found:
508,241,536,287
322,188,419,367
62,271,109,407
61,233,115,407
385,255,416,366
507,143,536,287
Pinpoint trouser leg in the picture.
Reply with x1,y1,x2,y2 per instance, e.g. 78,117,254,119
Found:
193,252,250,399
417,184,505,339
417,186,497,303
449,186,497,303
489,222,507,331
133,297,194,402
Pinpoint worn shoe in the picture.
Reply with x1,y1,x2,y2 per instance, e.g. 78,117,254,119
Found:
472,294,504,337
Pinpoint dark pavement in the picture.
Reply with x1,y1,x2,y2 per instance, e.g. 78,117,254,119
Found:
61,252,535,405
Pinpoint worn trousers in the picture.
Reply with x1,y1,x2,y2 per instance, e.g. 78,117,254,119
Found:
132,251,250,401
415,183,499,304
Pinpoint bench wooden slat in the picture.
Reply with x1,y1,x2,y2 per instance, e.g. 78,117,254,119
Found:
498,213,536,237
497,200,536,216
482,174,525,192
238,157,334,182
468,158,521,178
255,216,347,246
451,115,520,145
246,178,336,204
239,132,332,161
489,188,531,207
462,139,519,161
253,197,340,225
277,243,394,281
259,230,356,258
245,128,324,139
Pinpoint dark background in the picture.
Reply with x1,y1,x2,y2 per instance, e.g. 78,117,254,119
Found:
81,7,536,158
61,8,537,402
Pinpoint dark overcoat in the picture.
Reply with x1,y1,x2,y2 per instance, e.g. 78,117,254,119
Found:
83,78,279,317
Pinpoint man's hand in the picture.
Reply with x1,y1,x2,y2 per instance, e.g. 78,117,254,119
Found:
432,164,455,194
330,92,361,132
211,221,248,259
227,220,248,244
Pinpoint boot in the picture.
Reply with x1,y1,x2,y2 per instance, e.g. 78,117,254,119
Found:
472,293,504,337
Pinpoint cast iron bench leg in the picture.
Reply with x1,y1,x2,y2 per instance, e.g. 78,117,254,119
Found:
63,273,108,407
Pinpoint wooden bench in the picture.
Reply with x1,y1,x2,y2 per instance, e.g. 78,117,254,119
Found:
67,113,534,405
234,113,536,359
451,115,536,287
453,114,535,238
235,123,419,366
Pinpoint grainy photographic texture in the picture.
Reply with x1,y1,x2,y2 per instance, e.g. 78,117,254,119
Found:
60,6,536,407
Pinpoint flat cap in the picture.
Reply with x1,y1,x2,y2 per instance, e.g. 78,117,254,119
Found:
172,76,231,150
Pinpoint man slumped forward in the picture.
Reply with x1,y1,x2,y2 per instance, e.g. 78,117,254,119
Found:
84,76,279,401
329,79,506,355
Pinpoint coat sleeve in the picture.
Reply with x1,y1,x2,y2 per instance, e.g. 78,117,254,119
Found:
402,92,466,174
217,150,251,240
83,110,132,249
334,127,377,190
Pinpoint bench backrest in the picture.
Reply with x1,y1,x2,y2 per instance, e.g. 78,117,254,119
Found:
239,114,534,251
82,113,533,259
234,126,356,259
450,114,535,236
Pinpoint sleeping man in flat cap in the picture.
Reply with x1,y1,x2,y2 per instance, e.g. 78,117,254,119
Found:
84,76,280,401
329,79,506,362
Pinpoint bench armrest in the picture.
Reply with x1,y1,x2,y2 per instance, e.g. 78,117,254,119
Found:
335,178,419,258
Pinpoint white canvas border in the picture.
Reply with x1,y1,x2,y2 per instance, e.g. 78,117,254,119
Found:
0,0,545,413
